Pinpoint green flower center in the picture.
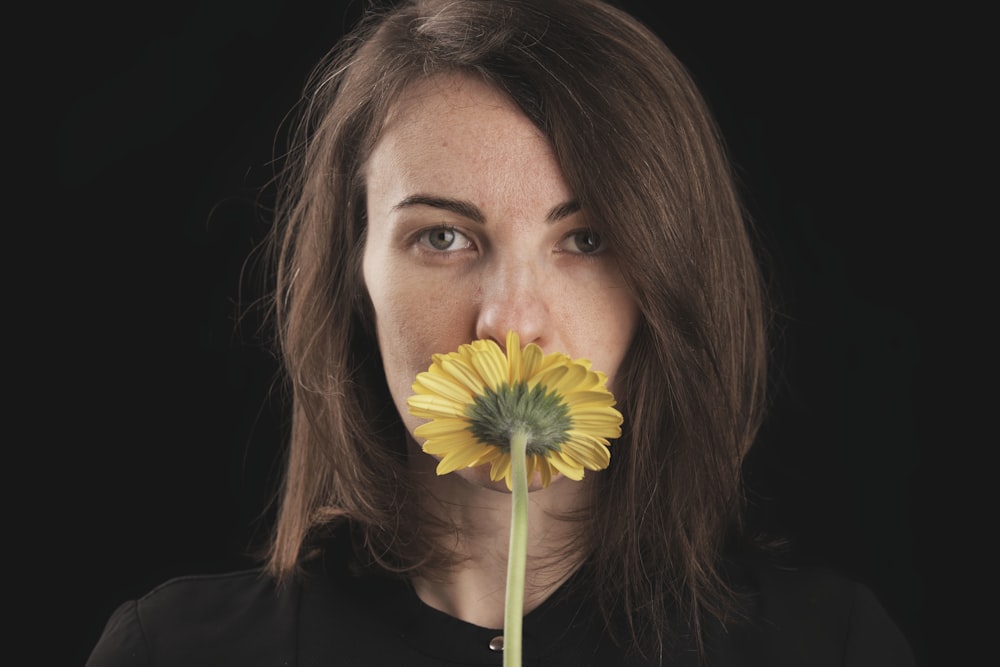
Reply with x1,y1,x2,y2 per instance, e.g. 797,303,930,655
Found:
466,381,571,454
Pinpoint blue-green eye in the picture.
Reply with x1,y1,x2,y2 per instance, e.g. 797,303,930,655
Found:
563,228,604,255
419,226,473,251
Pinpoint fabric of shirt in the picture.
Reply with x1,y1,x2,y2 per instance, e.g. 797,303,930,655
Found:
86,536,916,666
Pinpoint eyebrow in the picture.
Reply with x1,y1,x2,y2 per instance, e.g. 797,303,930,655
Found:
392,195,581,223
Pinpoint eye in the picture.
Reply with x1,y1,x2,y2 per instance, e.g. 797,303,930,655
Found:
561,228,604,255
418,226,473,252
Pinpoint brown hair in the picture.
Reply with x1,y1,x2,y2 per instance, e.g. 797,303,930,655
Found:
265,0,770,657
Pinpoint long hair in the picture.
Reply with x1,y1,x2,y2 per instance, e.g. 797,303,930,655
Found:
265,0,770,657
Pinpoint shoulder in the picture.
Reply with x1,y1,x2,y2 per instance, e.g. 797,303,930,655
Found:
86,569,299,667
716,558,916,667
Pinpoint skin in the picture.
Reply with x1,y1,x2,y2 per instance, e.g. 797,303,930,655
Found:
362,72,640,626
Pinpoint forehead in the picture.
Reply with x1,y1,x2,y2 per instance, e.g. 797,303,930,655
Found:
364,72,572,211
371,73,547,163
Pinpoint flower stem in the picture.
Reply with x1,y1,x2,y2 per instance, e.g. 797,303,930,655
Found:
503,427,528,667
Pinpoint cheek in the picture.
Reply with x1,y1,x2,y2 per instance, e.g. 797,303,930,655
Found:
557,268,639,390
597,300,640,392
363,255,477,432
364,262,421,397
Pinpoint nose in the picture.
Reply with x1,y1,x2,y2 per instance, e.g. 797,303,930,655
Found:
474,257,550,351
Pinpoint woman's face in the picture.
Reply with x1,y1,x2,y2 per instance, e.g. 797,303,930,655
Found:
362,73,639,489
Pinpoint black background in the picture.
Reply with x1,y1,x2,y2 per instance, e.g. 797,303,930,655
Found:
49,1,980,665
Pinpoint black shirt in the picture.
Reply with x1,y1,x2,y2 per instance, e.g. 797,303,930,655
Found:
87,539,915,666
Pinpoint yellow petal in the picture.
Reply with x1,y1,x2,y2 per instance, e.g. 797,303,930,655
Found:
407,394,470,419
531,351,571,379
530,362,587,396
561,435,611,470
469,340,508,391
436,444,492,475
489,455,512,483
520,343,544,379
422,436,482,457
505,331,521,384
439,357,488,395
413,371,475,404
536,458,553,488
414,418,472,439
562,390,619,408
545,453,585,480
524,454,536,482
564,409,621,426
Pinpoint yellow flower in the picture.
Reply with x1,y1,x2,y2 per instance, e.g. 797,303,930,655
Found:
407,331,623,489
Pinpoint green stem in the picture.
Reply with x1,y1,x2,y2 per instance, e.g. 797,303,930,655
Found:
503,428,529,667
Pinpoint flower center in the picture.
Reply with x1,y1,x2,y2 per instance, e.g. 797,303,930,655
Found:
465,381,572,454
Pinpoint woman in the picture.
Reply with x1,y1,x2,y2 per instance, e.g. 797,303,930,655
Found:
87,1,915,664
